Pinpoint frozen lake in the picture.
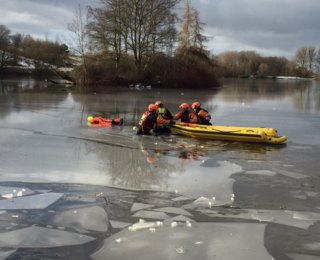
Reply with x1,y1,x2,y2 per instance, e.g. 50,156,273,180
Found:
0,77,320,259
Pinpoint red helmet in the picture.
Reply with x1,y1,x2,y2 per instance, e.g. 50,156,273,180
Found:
179,103,189,109
192,102,201,109
155,100,163,107
148,104,157,112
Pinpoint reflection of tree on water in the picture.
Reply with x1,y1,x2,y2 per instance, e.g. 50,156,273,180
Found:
291,81,320,112
170,137,286,164
0,76,48,93
108,136,177,190
219,79,320,112
82,134,177,190
0,79,68,120
71,89,218,127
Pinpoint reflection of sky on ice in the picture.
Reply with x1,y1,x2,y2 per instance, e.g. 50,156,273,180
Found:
287,253,320,260
131,203,154,212
92,223,271,260
53,206,109,233
0,226,95,248
0,193,63,210
197,209,320,230
0,250,16,260
132,210,170,220
164,156,243,201
153,207,193,217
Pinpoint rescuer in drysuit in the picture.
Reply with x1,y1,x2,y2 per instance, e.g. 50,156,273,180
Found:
191,101,212,125
154,100,173,133
136,104,158,135
174,103,198,123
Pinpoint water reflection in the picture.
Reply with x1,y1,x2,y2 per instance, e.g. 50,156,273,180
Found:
78,129,287,199
0,90,68,121
0,76,319,192
93,135,176,190
219,78,320,112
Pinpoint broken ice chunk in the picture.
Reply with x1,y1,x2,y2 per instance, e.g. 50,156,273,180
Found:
53,206,109,232
0,226,95,248
0,186,34,199
153,207,193,217
0,193,63,210
132,210,169,220
130,203,154,212
110,220,132,229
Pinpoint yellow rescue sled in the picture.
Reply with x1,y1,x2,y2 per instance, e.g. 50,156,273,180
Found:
170,122,287,144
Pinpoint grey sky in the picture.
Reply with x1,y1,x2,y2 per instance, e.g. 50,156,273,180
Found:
1,0,319,58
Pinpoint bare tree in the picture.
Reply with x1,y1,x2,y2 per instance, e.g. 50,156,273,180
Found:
179,0,192,48
307,46,316,71
295,45,317,73
87,0,124,69
316,48,320,73
87,0,180,71
179,0,208,50
295,46,309,69
68,4,89,80
0,25,11,69
10,33,24,63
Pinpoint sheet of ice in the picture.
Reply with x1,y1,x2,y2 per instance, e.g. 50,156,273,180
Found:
53,206,109,232
0,193,63,210
197,209,317,229
128,221,163,231
164,156,243,202
245,170,276,176
91,223,272,260
130,203,154,212
165,215,195,223
110,220,132,229
305,191,319,198
302,242,320,251
0,186,34,198
183,196,229,210
132,210,170,220
287,253,320,260
293,211,320,221
153,207,193,217
172,196,192,202
0,226,95,248
275,168,308,179
293,194,307,200
0,250,16,259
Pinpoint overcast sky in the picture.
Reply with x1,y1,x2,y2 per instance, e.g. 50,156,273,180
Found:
1,0,319,59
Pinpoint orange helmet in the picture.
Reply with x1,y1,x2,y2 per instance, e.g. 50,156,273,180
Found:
179,103,189,109
148,104,157,112
155,100,163,107
192,102,201,109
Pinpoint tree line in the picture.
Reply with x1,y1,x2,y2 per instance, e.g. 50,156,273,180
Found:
217,46,320,78
1,0,320,89
66,0,219,89
0,25,70,73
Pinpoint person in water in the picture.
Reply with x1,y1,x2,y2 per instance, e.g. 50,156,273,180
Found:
137,104,158,135
154,100,173,133
174,103,198,123
192,102,212,125
155,100,173,122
